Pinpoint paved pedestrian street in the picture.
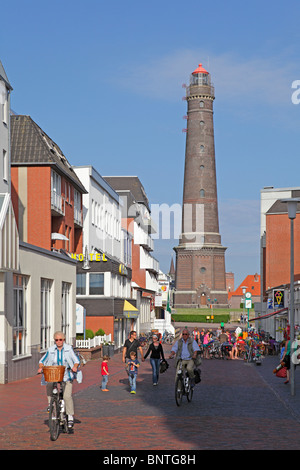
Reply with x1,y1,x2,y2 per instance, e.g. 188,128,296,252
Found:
1,345,300,452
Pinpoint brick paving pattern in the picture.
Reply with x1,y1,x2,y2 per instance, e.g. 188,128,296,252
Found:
0,344,300,450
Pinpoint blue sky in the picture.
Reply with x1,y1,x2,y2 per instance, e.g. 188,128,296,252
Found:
2,0,300,288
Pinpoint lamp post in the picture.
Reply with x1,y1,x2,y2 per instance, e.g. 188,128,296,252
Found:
281,198,300,396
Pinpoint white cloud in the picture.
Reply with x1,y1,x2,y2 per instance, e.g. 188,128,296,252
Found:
116,49,296,107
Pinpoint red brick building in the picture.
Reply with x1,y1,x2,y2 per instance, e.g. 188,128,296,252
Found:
264,198,300,296
174,63,227,307
10,115,86,254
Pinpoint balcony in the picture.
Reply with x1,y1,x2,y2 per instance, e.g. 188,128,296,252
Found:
140,246,159,273
74,206,83,227
51,190,65,216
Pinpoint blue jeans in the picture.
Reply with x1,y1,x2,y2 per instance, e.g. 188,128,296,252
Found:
150,358,160,384
101,374,108,390
129,374,137,391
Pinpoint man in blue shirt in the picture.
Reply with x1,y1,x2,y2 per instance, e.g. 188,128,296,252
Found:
169,329,200,382
38,331,79,429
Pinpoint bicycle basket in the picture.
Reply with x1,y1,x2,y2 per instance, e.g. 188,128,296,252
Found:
43,366,65,382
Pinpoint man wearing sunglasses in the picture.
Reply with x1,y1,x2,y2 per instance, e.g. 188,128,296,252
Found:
38,331,80,429
169,329,200,384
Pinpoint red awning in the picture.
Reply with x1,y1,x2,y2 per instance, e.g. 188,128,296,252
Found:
251,308,288,321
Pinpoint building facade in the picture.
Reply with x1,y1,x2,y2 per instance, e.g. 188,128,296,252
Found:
104,176,159,333
260,186,300,300
72,166,134,349
174,63,227,307
0,61,79,383
10,115,86,253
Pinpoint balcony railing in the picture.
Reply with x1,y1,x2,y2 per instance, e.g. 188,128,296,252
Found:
51,191,65,216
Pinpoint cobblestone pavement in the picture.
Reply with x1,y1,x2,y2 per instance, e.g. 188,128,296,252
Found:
0,344,300,451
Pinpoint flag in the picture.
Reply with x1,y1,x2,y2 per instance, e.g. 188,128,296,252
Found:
167,291,171,313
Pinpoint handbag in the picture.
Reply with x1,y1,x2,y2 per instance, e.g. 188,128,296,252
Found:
160,359,169,373
276,366,287,378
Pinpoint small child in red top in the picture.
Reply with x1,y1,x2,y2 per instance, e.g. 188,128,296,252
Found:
101,355,110,391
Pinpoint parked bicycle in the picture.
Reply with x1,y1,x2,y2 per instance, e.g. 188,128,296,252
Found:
43,366,70,441
162,331,175,344
139,333,150,349
208,340,221,359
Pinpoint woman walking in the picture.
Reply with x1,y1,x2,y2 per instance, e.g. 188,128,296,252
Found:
144,334,166,385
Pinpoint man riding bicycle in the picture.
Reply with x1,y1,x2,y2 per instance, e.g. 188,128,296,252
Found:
169,329,201,384
37,331,80,429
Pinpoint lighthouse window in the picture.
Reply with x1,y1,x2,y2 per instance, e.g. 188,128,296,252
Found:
200,145,204,152
200,165,204,170
200,189,205,198
200,101,204,108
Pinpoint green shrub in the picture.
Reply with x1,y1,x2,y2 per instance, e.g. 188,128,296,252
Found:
95,328,105,336
85,329,95,339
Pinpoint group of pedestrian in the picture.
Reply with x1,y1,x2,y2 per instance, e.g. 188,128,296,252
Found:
101,330,167,394
101,328,202,394
190,325,245,360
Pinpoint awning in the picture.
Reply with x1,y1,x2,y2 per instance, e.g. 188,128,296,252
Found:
51,232,69,241
251,307,288,321
123,300,139,319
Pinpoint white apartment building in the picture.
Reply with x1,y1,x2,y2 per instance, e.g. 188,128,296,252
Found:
73,165,122,260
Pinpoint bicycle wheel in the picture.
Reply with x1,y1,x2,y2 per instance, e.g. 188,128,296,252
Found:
186,379,193,402
175,376,184,407
49,397,60,441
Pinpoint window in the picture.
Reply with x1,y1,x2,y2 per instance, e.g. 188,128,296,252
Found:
62,282,71,342
1,84,8,124
200,267,206,273
200,101,204,108
200,189,205,198
13,275,28,357
3,149,8,182
51,170,62,211
89,273,104,295
76,272,104,295
76,273,86,295
41,279,52,350
200,145,204,152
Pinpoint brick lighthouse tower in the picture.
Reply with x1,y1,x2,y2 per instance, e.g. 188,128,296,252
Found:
174,63,228,308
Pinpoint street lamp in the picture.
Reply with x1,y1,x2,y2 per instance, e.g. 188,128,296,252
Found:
281,197,300,396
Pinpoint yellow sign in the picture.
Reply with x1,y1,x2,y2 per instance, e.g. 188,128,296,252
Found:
71,253,107,262
119,264,128,276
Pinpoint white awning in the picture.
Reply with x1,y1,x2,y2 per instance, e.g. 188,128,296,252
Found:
51,233,69,241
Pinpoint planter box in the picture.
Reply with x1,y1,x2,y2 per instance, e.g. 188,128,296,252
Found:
102,345,115,357
78,346,102,361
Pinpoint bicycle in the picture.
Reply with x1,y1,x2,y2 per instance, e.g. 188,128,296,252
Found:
162,331,175,344
174,359,194,407
43,366,70,441
139,333,149,349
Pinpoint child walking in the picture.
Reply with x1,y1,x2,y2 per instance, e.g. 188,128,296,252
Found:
101,355,110,391
127,351,140,394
